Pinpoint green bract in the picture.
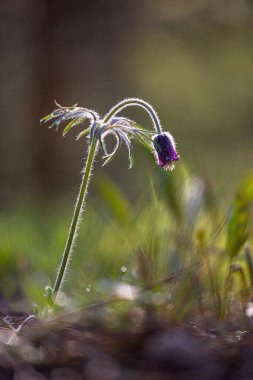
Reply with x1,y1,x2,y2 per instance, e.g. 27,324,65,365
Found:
41,100,161,169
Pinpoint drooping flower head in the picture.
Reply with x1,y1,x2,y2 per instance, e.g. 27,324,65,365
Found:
153,132,180,171
41,99,180,172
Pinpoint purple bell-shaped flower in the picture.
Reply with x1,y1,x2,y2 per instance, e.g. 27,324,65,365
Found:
153,132,180,170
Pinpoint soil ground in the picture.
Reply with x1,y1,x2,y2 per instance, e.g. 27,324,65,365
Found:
0,310,253,380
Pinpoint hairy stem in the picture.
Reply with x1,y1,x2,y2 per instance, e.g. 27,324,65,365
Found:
53,140,97,295
103,98,163,134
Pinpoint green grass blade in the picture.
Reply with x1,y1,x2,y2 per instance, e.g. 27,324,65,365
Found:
226,191,250,258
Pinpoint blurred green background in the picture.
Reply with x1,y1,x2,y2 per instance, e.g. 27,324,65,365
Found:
1,0,253,200
0,0,252,310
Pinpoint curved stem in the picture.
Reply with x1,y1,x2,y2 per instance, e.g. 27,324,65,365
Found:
103,98,162,134
53,140,97,295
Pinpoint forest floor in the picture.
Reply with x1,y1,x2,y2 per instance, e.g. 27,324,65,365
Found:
0,308,253,380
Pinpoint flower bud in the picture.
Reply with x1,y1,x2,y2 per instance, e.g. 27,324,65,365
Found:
153,132,179,170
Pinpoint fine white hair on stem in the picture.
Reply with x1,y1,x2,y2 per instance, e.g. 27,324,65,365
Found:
104,97,162,134
54,142,98,291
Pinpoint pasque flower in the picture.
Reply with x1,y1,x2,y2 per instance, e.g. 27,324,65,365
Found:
41,98,179,302
153,132,180,171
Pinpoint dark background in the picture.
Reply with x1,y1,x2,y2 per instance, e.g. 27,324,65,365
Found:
1,0,253,205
